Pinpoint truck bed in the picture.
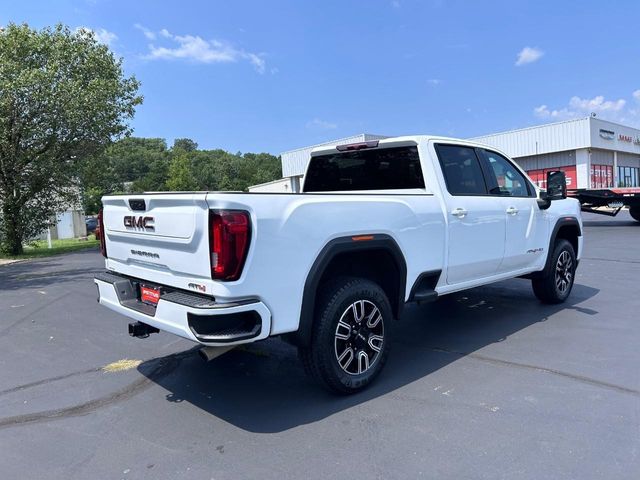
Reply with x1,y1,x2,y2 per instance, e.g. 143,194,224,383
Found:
100,190,445,338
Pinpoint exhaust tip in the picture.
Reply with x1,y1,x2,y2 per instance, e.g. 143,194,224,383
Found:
198,345,235,362
198,348,210,362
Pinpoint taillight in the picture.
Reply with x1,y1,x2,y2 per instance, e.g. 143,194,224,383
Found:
209,210,251,281
98,209,107,257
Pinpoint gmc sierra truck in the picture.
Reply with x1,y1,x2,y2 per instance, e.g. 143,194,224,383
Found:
94,136,583,394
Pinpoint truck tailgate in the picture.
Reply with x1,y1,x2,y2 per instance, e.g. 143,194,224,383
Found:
102,193,213,291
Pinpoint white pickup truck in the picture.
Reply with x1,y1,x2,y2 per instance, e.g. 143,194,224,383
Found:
95,136,583,393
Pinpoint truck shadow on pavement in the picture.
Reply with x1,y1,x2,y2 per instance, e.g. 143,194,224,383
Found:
139,280,599,434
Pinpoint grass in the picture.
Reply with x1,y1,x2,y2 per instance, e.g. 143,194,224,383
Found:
0,235,100,260
102,359,143,373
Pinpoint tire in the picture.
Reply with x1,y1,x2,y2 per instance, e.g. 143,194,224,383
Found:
630,206,640,223
299,277,393,394
532,239,576,304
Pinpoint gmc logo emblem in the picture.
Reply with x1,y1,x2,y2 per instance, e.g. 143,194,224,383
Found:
123,216,155,231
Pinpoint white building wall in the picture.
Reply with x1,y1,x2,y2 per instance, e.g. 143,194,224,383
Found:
55,210,87,239
616,152,640,168
515,150,577,170
575,148,591,189
36,209,86,240
589,117,640,155
248,177,300,193
471,118,591,158
590,149,614,166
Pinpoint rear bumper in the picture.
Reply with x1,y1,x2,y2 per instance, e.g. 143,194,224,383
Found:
94,271,271,346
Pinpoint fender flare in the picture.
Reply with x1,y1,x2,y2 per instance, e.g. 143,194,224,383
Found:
291,234,407,347
541,217,582,274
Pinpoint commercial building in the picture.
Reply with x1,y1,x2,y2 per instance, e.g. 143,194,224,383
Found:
35,209,87,241
471,116,640,190
273,117,640,192
32,191,87,241
248,177,300,193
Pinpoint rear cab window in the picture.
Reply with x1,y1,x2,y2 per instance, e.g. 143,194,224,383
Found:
303,146,425,192
434,144,488,195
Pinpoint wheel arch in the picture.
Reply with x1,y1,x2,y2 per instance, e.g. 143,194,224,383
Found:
542,217,582,273
290,234,407,347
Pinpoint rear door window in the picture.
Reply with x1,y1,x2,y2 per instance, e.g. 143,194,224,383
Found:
303,146,425,192
435,144,488,195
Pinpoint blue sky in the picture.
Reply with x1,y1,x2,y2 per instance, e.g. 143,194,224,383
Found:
4,0,640,154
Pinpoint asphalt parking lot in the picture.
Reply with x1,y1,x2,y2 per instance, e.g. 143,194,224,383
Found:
0,212,638,479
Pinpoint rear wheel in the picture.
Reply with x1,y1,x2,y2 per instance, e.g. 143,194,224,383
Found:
299,277,392,394
630,205,640,223
532,239,576,304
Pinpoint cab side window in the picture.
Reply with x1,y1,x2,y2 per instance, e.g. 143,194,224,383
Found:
483,150,531,197
435,145,488,195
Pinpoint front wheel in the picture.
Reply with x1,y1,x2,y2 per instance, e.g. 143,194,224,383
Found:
630,205,640,223
299,277,392,394
532,239,576,304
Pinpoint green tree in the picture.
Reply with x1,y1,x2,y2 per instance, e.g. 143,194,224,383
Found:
166,154,198,191
188,149,281,192
172,138,198,152
80,137,170,209
108,137,168,183
241,152,282,187
0,23,141,254
79,138,281,205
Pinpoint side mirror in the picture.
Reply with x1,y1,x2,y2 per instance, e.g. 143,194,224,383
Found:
546,170,567,200
537,170,567,210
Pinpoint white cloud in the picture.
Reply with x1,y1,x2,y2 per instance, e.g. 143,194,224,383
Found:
306,118,337,130
75,27,117,46
245,52,266,74
515,46,544,66
533,93,640,125
427,78,442,86
94,29,117,46
134,23,155,40
139,27,266,73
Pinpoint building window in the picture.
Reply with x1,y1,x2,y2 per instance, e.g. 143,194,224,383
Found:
617,166,639,187
590,164,613,189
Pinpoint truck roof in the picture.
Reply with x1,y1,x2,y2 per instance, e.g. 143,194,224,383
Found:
309,135,495,156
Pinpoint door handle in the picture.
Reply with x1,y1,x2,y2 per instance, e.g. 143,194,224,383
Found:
506,206,519,215
451,207,468,218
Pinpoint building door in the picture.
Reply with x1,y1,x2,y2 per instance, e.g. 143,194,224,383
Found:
56,211,75,239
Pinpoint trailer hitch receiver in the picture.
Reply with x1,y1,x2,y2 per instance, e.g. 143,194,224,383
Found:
128,321,159,338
